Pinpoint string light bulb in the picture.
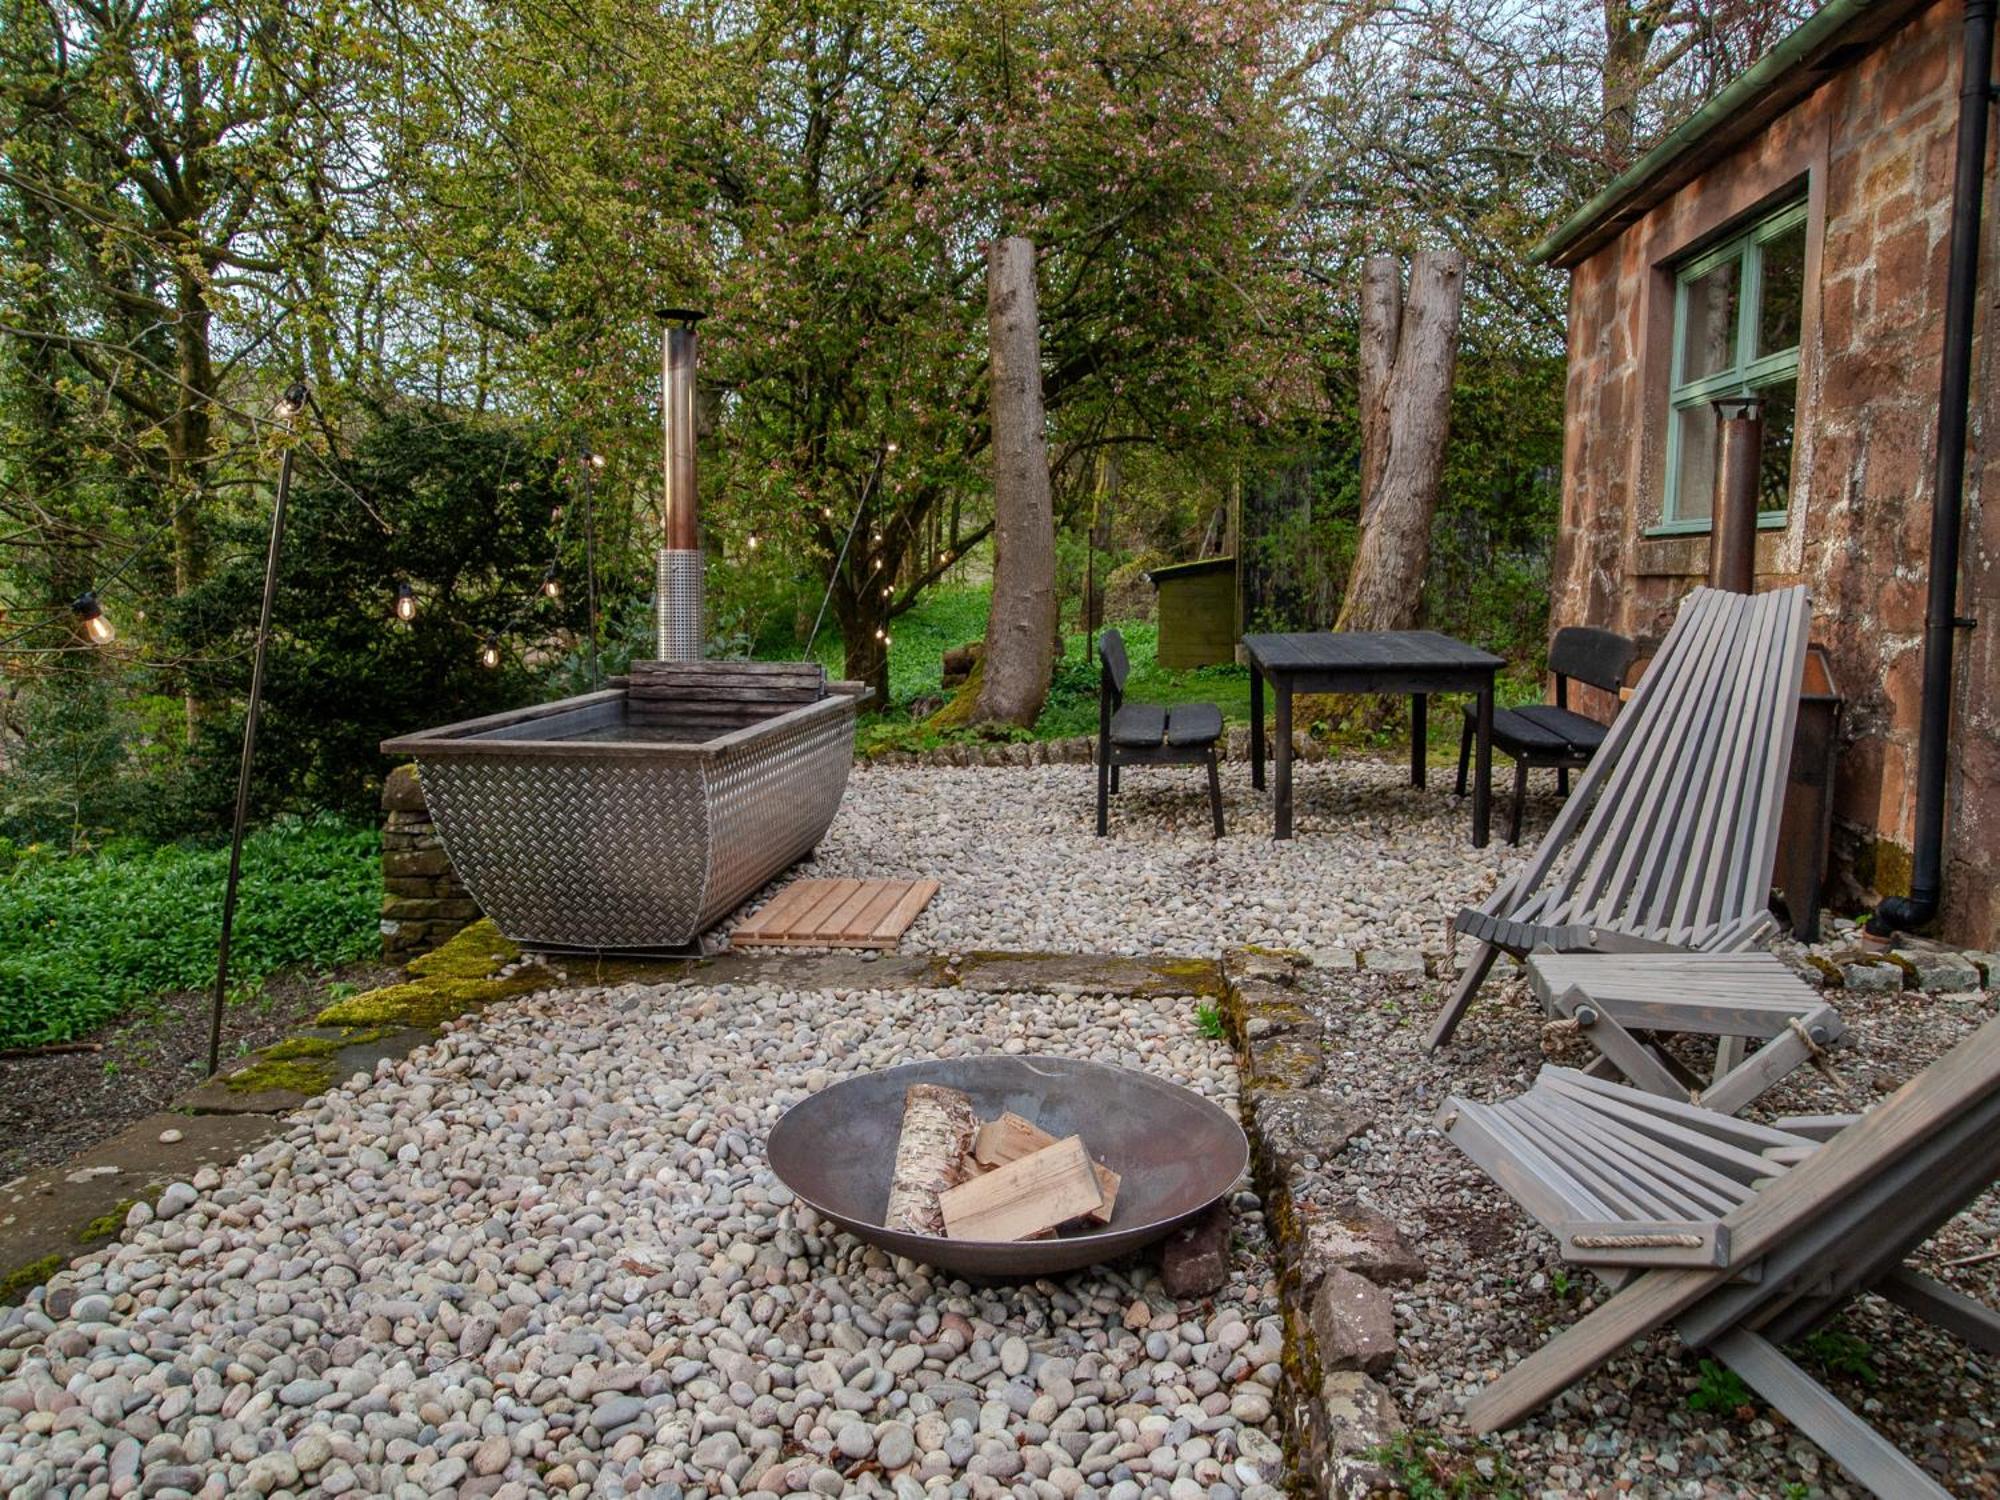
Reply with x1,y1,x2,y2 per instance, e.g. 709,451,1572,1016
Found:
885,441,898,454
550,505,564,524
587,450,606,471
392,582,418,622
72,592,115,645
874,627,885,640
541,565,562,600
746,533,760,550
275,383,307,419
479,636,501,669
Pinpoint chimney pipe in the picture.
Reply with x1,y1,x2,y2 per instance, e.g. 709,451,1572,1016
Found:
656,308,706,661
1708,393,1762,594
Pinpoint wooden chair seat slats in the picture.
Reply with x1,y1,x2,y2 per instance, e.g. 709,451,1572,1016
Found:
1442,1014,2000,1500
1429,587,1811,1050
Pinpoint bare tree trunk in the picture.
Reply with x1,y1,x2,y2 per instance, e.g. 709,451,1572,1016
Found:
1085,447,1119,634
1357,254,1401,521
977,236,1056,728
1335,249,1467,635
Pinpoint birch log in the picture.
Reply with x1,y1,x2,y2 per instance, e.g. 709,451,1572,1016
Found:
976,235,1058,728
884,1084,979,1235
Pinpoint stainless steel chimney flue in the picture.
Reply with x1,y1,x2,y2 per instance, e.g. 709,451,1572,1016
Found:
657,308,706,661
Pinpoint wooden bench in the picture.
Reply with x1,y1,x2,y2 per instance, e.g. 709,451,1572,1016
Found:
1096,628,1224,838
1527,951,1847,1115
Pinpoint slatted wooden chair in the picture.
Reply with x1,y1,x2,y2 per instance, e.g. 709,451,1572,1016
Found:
1456,625,1638,845
1528,951,1848,1115
1427,585,1811,1051
1096,628,1225,838
1439,1012,2000,1500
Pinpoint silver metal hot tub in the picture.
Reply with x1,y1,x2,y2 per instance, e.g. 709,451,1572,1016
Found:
381,664,864,950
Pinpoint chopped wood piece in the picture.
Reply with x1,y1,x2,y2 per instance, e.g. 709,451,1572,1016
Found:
940,1136,1105,1241
884,1084,979,1235
972,1112,1121,1225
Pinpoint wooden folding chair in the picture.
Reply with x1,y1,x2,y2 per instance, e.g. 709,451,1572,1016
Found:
1439,1012,2000,1499
1428,586,1812,1051
1528,951,1847,1115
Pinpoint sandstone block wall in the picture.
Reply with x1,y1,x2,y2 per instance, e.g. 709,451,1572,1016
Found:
1549,0,1996,945
380,764,480,963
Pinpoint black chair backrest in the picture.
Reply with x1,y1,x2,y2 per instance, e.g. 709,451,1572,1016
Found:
1550,626,1638,696
1099,628,1131,703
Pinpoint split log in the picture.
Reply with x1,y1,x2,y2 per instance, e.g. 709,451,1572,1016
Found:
973,1112,1120,1224
884,1084,979,1235
940,1136,1105,1241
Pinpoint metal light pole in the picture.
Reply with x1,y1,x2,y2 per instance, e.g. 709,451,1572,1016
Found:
208,383,306,1077
581,449,603,688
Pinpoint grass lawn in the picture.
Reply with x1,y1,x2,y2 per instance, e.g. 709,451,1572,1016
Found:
802,581,1541,759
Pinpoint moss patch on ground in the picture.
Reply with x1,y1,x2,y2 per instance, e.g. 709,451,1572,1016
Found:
406,919,519,980
224,1056,339,1095
76,1199,139,1244
315,923,545,1031
0,1254,64,1307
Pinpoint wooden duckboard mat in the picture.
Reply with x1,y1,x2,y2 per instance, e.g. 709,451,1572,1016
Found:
731,878,939,951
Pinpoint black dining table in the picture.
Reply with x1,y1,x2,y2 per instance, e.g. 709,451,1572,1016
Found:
1242,630,1505,846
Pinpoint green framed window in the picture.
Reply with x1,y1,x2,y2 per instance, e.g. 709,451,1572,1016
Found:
1658,199,1808,533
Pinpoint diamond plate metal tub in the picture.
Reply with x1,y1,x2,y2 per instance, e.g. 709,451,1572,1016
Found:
381,669,864,950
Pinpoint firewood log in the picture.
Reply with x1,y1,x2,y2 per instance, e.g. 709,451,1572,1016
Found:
884,1084,978,1235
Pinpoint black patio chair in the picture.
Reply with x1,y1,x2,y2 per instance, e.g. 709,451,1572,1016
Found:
1096,628,1224,838
1456,624,1638,845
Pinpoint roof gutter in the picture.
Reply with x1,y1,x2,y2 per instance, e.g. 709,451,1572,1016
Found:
1867,0,1993,940
1532,0,1893,267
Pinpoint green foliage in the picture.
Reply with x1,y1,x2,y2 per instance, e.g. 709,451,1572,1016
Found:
1686,1358,1754,1416
1363,1430,1521,1499
0,814,379,1047
1193,1002,1226,1041
1800,1326,1878,1386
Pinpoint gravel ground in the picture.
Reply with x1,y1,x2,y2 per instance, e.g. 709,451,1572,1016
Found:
0,959,401,1185
752,760,1520,960
1291,963,2000,1499
0,978,1288,1500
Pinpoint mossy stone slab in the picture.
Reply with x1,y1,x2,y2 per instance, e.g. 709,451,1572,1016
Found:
0,1112,278,1306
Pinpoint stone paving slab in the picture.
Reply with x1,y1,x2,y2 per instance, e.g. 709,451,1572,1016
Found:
0,1113,279,1302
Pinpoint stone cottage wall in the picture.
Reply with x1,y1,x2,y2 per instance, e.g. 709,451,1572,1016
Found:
1549,0,1997,945
380,764,480,963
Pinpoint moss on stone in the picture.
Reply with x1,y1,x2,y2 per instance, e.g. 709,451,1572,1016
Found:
315,970,543,1030
225,1056,338,1096
1804,954,1844,987
1149,957,1228,999
406,919,519,980
0,1254,64,1307
77,1199,139,1243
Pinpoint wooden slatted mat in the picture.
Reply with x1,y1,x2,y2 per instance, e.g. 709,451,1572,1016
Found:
730,877,939,950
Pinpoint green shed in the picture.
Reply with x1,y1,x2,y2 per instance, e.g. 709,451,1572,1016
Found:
1145,555,1238,670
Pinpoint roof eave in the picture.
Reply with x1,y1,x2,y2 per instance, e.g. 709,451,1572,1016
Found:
1533,0,1934,269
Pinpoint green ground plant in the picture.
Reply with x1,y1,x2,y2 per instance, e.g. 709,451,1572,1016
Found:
0,814,380,1047
1686,1358,1755,1416
1194,1001,1226,1040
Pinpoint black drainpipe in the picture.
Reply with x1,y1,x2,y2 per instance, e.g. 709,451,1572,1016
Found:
1869,0,1994,938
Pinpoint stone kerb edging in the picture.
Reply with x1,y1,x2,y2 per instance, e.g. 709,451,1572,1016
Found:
1219,947,1421,1498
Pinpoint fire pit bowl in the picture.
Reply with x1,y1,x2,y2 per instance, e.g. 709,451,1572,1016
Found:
767,1055,1248,1278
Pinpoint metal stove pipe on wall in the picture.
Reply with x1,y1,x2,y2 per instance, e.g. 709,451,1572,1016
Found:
656,308,706,662
1708,394,1763,594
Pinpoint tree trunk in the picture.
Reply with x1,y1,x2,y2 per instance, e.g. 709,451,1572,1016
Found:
1357,254,1402,522
976,236,1057,728
1085,447,1119,634
831,563,890,706
1334,249,1466,635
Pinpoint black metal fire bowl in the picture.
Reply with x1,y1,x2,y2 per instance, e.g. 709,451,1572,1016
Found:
766,1055,1248,1278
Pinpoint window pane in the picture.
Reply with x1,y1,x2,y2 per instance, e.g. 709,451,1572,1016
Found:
1755,379,1797,511
1679,258,1739,382
1757,220,1807,358
1673,404,1718,522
